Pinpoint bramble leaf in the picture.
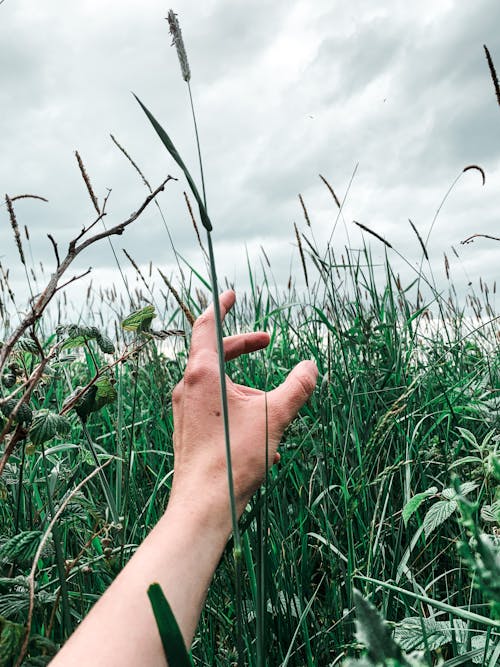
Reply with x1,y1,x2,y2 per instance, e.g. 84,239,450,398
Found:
423,500,457,538
121,305,156,332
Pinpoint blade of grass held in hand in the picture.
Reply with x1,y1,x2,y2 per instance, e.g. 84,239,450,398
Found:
147,583,193,667
133,94,212,231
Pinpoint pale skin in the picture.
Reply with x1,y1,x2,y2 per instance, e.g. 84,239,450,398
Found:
50,290,318,666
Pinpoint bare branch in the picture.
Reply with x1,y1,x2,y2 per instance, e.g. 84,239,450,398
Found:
0,176,174,374
47,233,60,268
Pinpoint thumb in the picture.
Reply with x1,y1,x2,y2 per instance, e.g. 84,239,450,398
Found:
267,360,318,430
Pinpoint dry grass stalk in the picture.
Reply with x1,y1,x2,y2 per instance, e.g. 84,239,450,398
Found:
353,220,393,249
408,219,428,260
463,164,486,185
75,150,100,215
183,191,205,254
319,173,341,209
10,194,48,203
110,134,152,191
260,245,271,268
157,268,195,326
483,44,500,107
294,222,309,288
5,194,26,265
298,194,311,227
444,253,450,280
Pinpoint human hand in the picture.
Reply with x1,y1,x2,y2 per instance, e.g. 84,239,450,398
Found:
170,290,318,519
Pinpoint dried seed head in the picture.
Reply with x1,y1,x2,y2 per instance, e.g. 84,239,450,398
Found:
5,195,25,266
167,10,191,82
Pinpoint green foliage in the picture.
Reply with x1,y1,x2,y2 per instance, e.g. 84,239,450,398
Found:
74,376,117,422
121,305,156,332
0,399,33,426
352,590,407,665
147,583,193,667
0,531,53,567
0,615,24,667
402,487,437,526
29,410,71,448
58,324,115,354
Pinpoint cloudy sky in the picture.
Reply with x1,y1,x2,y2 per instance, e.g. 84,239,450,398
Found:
1,0,499,323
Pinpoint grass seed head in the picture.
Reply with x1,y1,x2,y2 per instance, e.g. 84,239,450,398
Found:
167,10,191,82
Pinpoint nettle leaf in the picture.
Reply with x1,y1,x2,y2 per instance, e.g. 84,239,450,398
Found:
402,487,438,526
29,410,71,447
481,501,500,522
423,500,457,538
353,589,406,665
442,482,478,501
394,617,467,653
121,305,156,332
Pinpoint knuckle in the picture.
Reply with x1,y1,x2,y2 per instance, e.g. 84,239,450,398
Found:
183,353,216,386
172,382,183,404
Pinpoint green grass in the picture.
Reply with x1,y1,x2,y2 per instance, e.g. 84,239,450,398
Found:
0,216,499,664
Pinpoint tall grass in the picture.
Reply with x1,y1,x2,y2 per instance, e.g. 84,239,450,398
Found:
0,16,499,667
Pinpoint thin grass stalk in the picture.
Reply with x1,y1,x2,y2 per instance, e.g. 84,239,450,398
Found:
40,443,73,638
205,230,245,666
121,350,141,564
80,421,119,524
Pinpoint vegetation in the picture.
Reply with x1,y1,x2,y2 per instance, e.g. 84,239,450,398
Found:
0,12,499,667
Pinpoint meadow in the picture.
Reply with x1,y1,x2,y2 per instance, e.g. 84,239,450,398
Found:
0,17,499,667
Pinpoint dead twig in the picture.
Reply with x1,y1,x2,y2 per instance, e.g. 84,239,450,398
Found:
0,176,174,374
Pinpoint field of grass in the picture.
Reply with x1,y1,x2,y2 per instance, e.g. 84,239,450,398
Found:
1,16,499,667
0,208,499,665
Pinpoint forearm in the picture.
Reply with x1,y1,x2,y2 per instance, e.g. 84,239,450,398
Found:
50,494,232,666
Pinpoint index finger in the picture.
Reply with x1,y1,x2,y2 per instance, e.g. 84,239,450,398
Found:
189,289,236,357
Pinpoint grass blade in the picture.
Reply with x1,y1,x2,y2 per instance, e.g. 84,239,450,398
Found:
147,582,193,667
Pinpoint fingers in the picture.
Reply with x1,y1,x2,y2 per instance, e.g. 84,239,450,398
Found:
190,290,236,356
267,360,317,429
223,332,270,361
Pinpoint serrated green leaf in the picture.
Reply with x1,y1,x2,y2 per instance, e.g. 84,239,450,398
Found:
15,338,40,354
94,377,117,409
95,333,115,354
74,377,117,422
353,589,406,664
481,501,500,522
443,482,478,501
0,399,33,426
402,487,438,525
147,583,193,667
471,634,498,664
423,500,457,538
0,615,25,665
121,305,156,332
61,335,88,350
29,410,71,447
75,385,98,422
449,456,483,469
395,617,467,652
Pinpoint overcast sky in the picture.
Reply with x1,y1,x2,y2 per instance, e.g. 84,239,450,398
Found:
1,0,499,325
